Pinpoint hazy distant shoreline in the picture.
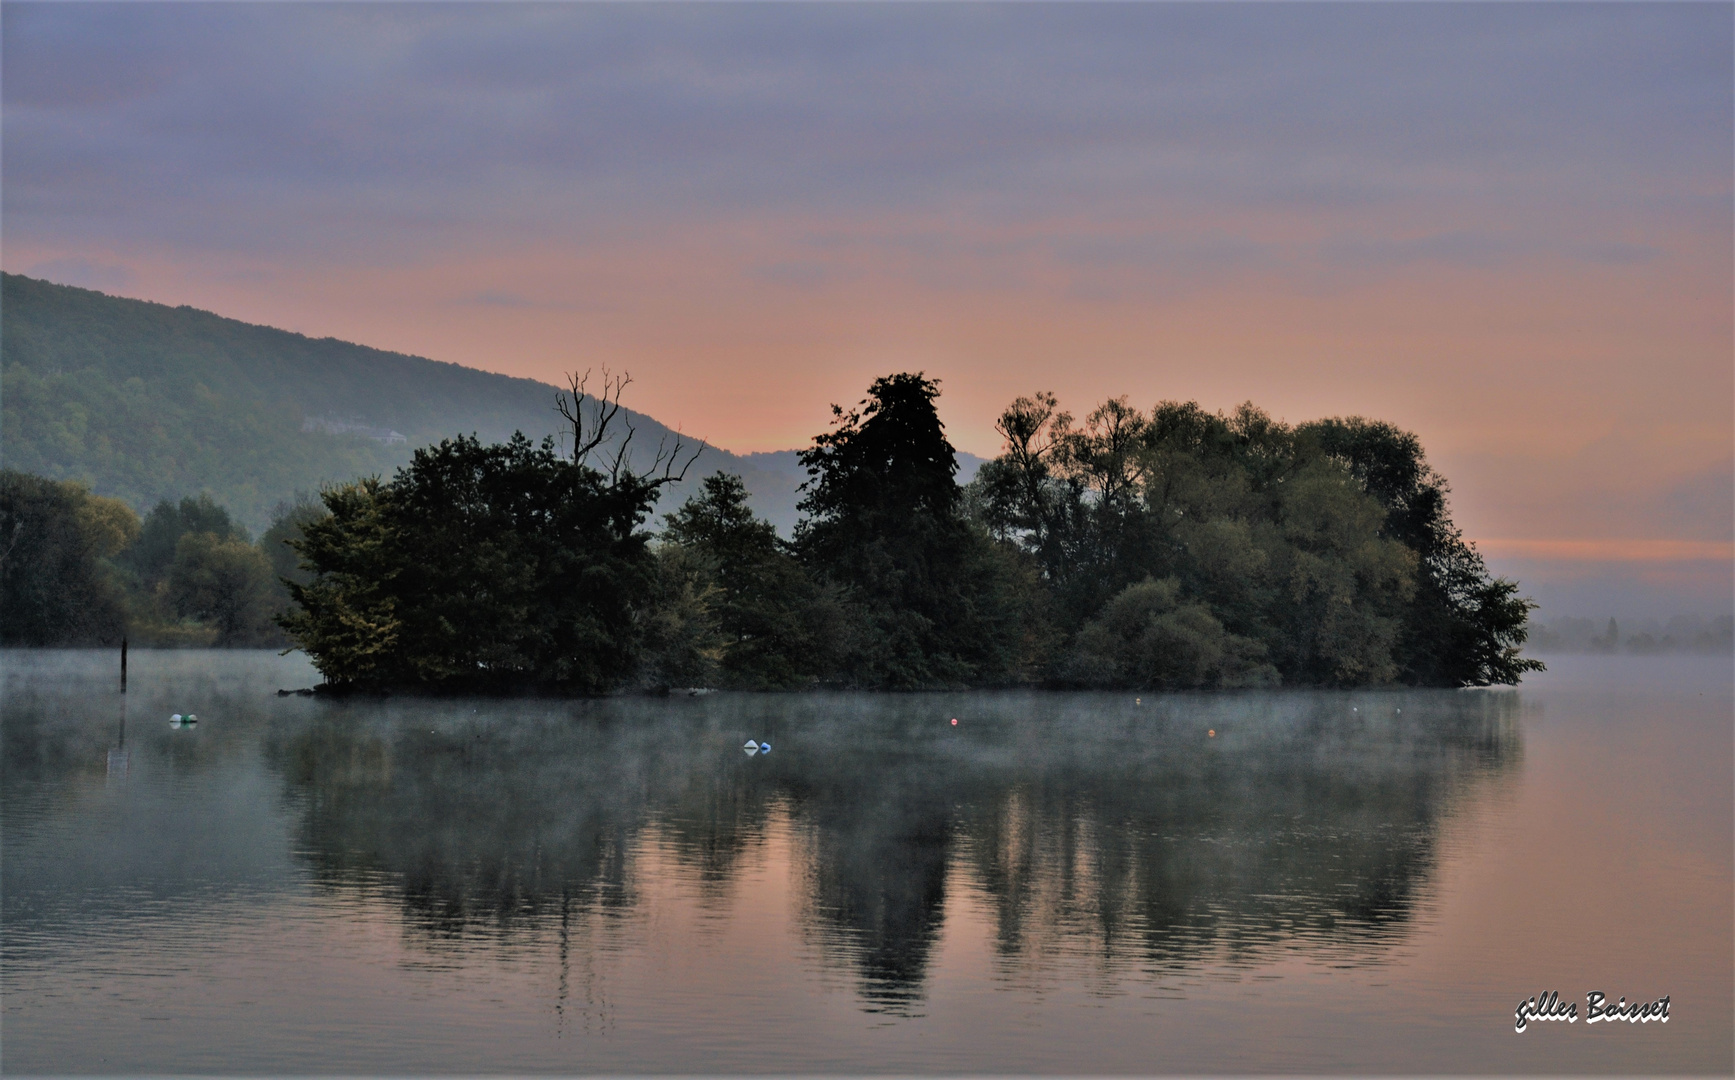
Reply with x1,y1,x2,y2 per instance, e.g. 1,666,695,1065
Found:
1524,614,1733,655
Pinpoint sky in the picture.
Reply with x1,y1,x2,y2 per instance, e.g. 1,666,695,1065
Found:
4,3,1731,616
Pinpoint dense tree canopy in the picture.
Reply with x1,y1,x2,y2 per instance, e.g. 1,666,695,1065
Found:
126,494,249,586
280,433,666,691
9,364,1540,691
0,470,303,647
269,373,1536,692
660,473,840,688
0,471,134,645
1298,417,1539,685
967,393,1539,687
166,531,281,645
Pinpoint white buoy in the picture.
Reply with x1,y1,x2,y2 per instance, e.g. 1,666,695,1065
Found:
743,740,760,757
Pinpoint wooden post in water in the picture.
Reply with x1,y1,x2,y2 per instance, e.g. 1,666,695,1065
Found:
121,638,128,693
107,697,129,781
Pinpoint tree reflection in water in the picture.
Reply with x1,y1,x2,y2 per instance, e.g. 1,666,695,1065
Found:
265,690,1520,1014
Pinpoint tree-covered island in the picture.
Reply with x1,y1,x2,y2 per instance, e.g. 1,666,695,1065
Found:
0,368,1537,690
270,371,1539,692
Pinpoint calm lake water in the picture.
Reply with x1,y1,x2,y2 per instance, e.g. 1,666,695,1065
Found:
3,649,1729,1075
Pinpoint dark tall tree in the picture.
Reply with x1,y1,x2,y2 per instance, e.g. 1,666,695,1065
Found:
798,373,962,528
663,473,781,574
797,373,1029,688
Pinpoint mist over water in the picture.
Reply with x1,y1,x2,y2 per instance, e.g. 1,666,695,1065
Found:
4,650,1728,1074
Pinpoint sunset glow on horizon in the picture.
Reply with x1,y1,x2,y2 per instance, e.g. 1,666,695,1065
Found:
5,2,1729,614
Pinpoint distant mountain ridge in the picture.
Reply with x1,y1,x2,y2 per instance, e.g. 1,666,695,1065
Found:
0,273,981,535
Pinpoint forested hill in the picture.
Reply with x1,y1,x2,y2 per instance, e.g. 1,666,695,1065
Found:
3,273,987,533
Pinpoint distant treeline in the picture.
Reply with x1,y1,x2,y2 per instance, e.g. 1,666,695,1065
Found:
0,470,318,648
3,373,1542,690
1527,615,1733,655
269,372,1535,692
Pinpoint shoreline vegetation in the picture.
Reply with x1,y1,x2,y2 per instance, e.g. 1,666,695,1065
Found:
5,370,1546,693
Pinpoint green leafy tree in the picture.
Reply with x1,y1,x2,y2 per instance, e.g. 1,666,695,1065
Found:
281,434,663,690
280,373,697,691
971,393,1533,688
1063,577,1277,689
0,470,136,644
636,543,727,690
1257,460,1416,685
1298,417,1543,685
662,472,838,688
277,478,404,685
167,531,282,645
128,493,248,587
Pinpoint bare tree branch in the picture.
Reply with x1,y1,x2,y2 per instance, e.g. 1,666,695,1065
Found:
608,415,636,484
554,368,630,466
646,430,705,488
555,367,705,488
